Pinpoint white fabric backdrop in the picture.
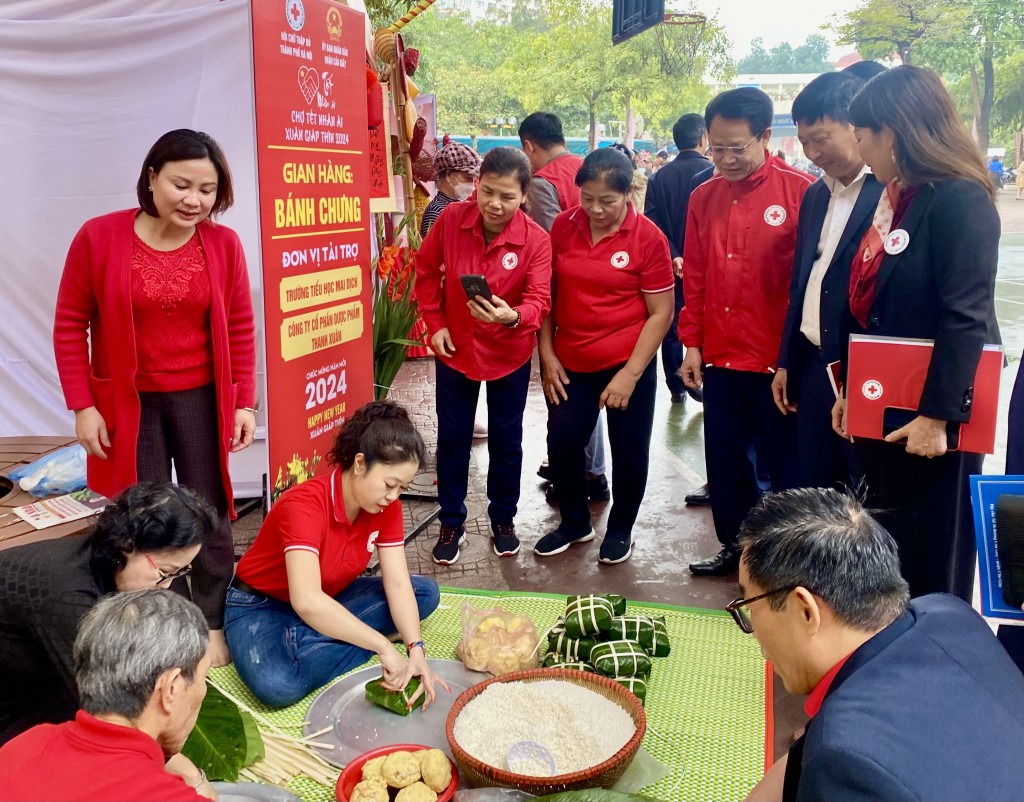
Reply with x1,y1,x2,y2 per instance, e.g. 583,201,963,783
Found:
0,0,267,493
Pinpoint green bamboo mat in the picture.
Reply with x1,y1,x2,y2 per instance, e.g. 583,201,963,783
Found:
208,587,767,802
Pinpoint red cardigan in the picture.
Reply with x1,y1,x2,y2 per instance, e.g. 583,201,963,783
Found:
53,209,256,517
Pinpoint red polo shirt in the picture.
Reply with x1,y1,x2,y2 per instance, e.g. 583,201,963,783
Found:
536,152,584,210
0,711,205,801
236,469,404,601
415,201,552,381
678,154,813,372
551,205,674,372
804,653,853,718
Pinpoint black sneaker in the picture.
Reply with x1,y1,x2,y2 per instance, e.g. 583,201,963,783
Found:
492,522,521,557
598,535,634,565
537,460,552,481
432,525,467,565
534,527,595,557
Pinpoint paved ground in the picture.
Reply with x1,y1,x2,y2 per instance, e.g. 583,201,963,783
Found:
231,186,1024,766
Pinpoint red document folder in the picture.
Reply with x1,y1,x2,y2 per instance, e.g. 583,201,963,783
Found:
846,335,1003,454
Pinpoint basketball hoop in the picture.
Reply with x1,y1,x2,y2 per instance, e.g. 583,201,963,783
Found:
657,11,707,76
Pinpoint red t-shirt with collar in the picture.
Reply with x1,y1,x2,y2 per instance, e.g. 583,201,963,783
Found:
803,653,854,718
678,154,814,373
536,152,584,210
414,200,552,382
235,469,405,601
551,205,674,372
0,710,205,802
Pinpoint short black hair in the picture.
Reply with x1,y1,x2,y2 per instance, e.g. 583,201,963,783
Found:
480,146,533,194
88,483,216,581
673,113,706,150
327,400,425,470
704,87,773,137
842,60,887,82
792,71,865,126
517,112,565,148
576,147,633,194
136,129,234,217
739,487,909,631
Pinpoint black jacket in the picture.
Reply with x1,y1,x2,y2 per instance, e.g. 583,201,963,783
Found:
840,178,1001,422
778,173,883,393
643,151,712,259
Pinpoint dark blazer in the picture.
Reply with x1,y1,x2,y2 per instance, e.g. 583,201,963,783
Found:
839,178,1001,422
784,594,1024,802
643,151,712,259
778,173,883,391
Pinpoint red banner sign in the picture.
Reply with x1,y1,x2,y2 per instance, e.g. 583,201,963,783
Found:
251,0,372,503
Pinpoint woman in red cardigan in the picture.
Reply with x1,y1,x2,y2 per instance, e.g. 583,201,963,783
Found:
53,129,257,666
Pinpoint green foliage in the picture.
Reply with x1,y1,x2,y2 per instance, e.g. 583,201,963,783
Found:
737,34,831,73
400,0,733,145
831,0,1024,149
181,684,264,782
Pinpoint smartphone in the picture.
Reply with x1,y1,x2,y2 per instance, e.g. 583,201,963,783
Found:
460,274,493,303
882,407,960,450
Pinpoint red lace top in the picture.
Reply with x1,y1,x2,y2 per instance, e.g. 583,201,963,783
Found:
131,232,214,393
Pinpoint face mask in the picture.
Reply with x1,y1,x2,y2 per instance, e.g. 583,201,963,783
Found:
453,181,475,201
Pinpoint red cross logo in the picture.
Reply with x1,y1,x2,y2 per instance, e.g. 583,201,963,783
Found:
286,0,305,30
611,251,630,268
763,205,786,226
862,380,883,401
889,235,900,247
770,210,781,221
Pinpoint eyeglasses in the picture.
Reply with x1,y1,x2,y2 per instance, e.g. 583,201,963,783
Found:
144,552,193,586
725,585,797,633
708,132,763,158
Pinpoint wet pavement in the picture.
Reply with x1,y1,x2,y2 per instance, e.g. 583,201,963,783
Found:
232,187,1024,768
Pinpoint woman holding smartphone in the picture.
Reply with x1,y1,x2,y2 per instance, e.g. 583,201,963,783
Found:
415,147,552,565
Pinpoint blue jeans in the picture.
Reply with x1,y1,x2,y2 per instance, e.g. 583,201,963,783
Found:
224,576,441,707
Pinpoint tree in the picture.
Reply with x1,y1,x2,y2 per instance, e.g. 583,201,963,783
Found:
736,34,830,73
832,0,1024,149
830,0,964,65
793,34,831,71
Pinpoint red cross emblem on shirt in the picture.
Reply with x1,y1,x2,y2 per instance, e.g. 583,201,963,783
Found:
610,251,630,268
770,210,781,221
889,235,900,248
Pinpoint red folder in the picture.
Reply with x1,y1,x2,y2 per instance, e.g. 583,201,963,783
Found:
846,335,1003,454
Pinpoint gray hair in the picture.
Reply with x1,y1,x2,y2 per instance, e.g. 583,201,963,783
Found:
74,589,208,719
739,487,909,631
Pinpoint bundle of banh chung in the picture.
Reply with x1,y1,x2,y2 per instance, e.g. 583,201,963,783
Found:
541,594,672,704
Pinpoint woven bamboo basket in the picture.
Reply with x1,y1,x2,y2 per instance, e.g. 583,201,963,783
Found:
445,667,646,794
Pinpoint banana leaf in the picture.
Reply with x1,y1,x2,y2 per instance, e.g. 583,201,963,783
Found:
181,684,265,782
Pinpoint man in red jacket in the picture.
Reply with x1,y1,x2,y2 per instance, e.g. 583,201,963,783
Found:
679,87,814,576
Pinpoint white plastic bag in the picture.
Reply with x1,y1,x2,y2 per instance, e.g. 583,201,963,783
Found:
7,445,87,497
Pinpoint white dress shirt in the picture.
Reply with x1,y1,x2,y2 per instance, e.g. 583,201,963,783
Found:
799,166,872,346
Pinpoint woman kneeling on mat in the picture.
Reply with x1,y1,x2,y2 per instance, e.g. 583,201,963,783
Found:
224,401,445,708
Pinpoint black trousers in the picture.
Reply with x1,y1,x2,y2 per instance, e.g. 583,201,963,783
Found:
547,360,657,541
660,278,686,397
435,357,531,530
792,334,858,489
855,439,983,602
703,367,799,550
136,383,233,629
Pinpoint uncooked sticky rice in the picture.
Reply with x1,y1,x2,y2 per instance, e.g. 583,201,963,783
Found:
453,680,636,775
